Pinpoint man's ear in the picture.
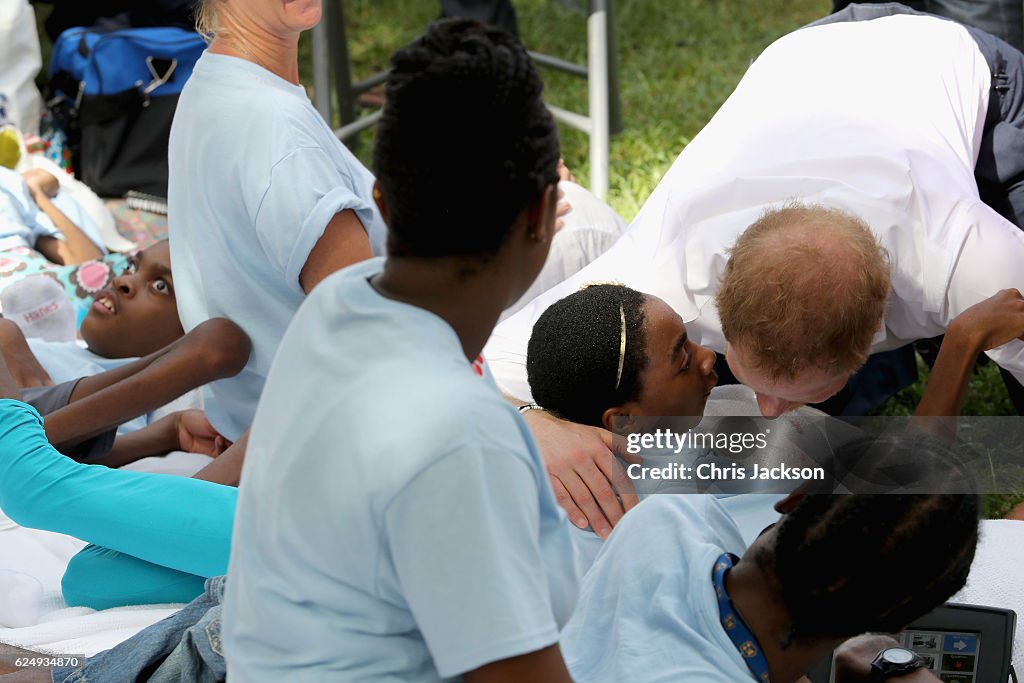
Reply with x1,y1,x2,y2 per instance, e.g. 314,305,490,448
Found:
372,180,389,223
525,182,559,245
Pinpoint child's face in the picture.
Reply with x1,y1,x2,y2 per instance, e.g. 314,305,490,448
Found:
79,241,184,358
632,297,718,418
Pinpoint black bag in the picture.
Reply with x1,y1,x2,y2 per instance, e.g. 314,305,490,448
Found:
48,26,206,197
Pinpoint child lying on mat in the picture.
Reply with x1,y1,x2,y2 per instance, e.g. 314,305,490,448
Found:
0,167,104,266
22,314,250,468
0,240,252,467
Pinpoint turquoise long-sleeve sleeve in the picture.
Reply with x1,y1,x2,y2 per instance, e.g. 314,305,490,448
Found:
0,400,236,606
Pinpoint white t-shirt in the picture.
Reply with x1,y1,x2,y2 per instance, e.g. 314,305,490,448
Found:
486,15,1024,400
561,495,750,683
168,51,387,440
223,258,581,682
0,167,59,252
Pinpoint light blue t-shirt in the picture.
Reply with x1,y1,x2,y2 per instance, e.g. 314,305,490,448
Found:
167,51,387,440
0,168,103,254
561,496,754,683
0,167,59,251
224,258,581,682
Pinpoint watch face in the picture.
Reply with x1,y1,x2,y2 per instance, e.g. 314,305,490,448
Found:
882,648,916,665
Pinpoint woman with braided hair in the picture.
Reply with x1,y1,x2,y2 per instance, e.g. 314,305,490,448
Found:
221,17,579,682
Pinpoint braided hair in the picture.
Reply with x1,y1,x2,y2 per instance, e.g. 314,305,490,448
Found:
373,19,560,259
526,284,650,427
765,434,980,647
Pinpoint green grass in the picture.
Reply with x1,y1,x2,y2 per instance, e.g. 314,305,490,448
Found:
326,0,831,219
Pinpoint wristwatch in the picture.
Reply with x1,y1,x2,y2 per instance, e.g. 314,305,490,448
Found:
869,647,928,680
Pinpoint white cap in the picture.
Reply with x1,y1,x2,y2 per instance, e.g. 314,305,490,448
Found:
1,275,76,342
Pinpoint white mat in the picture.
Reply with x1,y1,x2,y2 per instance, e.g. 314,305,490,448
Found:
0,451,212,656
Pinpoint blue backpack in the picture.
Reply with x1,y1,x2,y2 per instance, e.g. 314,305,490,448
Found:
49,26,207,197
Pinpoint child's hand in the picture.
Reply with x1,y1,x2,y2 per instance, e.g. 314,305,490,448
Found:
948,288,1024,352
173,410,232,457
20,169,60,202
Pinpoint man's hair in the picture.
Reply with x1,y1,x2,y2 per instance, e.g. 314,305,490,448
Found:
716,203,891,380
527,284,649,427
765,434,979,646
373,19,560,259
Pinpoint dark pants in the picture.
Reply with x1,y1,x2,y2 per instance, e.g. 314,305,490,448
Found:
439,0,519,35
810,3,1024,413
832,0,1023,50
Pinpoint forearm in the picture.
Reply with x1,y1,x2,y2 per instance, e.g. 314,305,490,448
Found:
0,319,31,364
46,319,250,449
69,337,185,402
0,320,49,387
915,323,981,416
912,325,981,440
32,194,102,265
101,417,179,468
46,358,217,450
0,355,18,400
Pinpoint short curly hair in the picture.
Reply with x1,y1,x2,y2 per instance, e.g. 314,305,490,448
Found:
373,19,560,259
526,284,649,427
716,202,891,380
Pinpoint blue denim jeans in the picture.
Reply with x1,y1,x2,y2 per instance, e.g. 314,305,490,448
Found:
51,576,227,683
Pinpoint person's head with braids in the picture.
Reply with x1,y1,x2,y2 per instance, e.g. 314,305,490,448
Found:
720,434,979,680
526,284,719,430
372,18,560,271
